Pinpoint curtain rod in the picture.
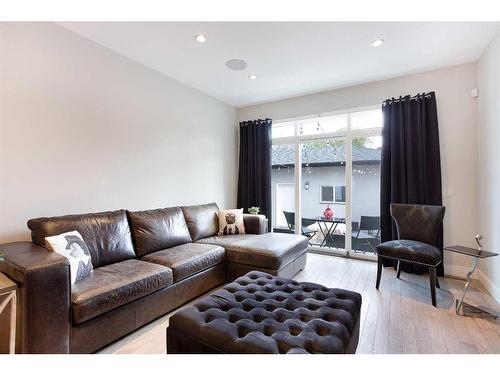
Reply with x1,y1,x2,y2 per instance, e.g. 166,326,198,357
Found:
383,92,434,106
239,118,272,126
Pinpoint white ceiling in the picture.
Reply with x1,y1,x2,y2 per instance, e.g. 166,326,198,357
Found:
58,22,500,108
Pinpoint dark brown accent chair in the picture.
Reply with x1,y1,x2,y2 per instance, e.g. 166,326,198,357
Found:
375,204,445,307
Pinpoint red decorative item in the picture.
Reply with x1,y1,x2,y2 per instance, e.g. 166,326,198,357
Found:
323,206,334,219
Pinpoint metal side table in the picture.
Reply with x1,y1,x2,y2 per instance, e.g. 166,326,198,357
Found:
444,239,498,319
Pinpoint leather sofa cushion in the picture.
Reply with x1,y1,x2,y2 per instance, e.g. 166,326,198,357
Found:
127,207,192,257
377,239,442,266
195,234,256,247
71,259,172,324
168,271,362,353
28,210,135,268
181,203,219,241
243,214,268,235
142,243,225,282
224,233,309,270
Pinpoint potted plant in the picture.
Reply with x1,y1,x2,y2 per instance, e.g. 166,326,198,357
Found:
248,207,260,215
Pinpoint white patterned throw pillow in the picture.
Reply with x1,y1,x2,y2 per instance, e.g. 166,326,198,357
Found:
45,230,94,284
217,209,246,235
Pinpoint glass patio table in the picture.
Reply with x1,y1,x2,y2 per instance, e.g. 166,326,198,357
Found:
304,216,346,248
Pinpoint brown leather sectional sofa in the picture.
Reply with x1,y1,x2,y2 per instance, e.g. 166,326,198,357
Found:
0,203,308,353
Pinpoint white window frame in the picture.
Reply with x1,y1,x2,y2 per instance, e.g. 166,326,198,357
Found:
335,185,346,204
271,104,382,256
319,185,346,204
319,185,335,204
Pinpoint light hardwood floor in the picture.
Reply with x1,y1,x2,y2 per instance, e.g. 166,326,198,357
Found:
98,253,500,354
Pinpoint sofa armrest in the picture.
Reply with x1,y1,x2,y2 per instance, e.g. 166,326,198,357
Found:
0,241,71,353
243,214,268,235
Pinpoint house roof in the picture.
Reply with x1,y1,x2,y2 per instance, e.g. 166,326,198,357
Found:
272,144,381,167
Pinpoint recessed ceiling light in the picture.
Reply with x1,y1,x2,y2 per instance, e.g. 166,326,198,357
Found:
195,34,207,43
248,74,257,80
225,59,247,71
371,39,384,47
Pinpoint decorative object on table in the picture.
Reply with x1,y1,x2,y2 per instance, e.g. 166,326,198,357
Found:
323,205,334,219
45,230,94,284
0,272,16,354
217,208,246,235
444,234,498,319
248,206,260,215
376,203,445,307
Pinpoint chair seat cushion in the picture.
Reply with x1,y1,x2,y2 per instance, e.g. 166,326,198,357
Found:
224,233,309,270
302,227,317,235
141,243,225,282
376,239,442,266
71,259,173,324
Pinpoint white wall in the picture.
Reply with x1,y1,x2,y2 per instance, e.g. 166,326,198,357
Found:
0,23,237,243
477,30,500,302
238,63,479,277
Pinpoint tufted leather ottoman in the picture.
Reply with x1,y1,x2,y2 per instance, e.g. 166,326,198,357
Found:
167,271,362,354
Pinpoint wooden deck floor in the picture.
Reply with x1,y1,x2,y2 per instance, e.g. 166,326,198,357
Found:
98,253,500,354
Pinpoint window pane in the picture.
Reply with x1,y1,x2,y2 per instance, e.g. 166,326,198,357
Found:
321,186,334,202
351,135,381,256
298,115,347,135
301,137,347,254
272,121,295,139
271,144,296,230
350,109,382,130
335,186,346,203
321,115,348,133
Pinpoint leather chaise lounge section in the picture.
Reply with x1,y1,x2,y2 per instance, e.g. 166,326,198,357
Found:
0,203,308,354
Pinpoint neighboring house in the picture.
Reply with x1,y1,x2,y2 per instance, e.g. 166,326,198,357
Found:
271,142,381,231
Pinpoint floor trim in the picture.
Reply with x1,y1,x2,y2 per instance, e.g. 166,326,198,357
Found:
477,268,500,304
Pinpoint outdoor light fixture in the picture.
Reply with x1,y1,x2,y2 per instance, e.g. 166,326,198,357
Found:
195,34,207,43
371,38,384,47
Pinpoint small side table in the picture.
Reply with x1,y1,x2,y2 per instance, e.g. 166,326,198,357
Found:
444,245,498,319
0,272,17,354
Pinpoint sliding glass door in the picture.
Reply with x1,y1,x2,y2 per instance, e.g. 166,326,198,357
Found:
271,143,296,233
270,107,382,258
351,135,382,257
300,137,347,256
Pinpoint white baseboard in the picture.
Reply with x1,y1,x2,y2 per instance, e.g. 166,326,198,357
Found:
477,269,500,304
444,264,500,304
444,264,471,279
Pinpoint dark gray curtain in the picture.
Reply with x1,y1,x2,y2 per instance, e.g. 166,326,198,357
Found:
237,119,272,229
380,92,444,276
